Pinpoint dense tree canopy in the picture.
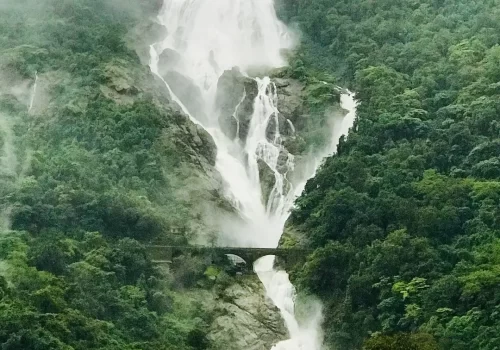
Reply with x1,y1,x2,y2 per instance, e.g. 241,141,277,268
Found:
2,0,500,349
277,0,500,349
0,0,219,348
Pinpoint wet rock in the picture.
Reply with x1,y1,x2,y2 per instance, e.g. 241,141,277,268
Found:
265,113,278,142
150,0,164,14
127,19,168,64
284,118,295,136
163,70,208,124
273,78,304,124
206,276,287,350
278,115,288,136
158,48,182,75
258,159,276,204
265,113,288,142
195,124,217,165
215,67,258,141
219,114,239,140
276,149,292,174
236,78,259,140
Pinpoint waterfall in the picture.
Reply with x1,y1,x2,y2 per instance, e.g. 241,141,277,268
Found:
255,92,357,350
149,1,357,349
28,71,38,113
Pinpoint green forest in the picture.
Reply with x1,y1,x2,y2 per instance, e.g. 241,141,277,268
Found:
0,0,221,349
1,0,499,349
276,0,500,349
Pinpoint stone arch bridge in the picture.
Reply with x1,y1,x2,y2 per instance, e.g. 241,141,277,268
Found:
146,245,312,266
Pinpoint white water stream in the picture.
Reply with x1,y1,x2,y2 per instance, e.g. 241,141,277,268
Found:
28,71,38,113
149,1,357,349
254,92,357,349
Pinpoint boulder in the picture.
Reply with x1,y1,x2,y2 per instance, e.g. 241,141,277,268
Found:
158,48,182,75
215,67,258,141
273,78,304,124
206,276,287,350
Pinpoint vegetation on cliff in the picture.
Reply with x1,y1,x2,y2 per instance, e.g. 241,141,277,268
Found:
0,0,225,348
277,0,500,349
3,0,499,349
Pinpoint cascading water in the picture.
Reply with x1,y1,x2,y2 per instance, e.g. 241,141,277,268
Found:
28,71,38,113
154,0,293,108
150,0,296,248
254,91,357,350
149,1,357,349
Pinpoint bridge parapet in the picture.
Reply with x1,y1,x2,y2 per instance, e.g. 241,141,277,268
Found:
146,245,311,266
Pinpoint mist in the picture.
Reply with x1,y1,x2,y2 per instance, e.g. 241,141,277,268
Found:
0,0,148,16
0,114,17,231
0,67,36,230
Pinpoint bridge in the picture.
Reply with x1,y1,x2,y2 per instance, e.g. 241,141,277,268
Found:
146,245,312,267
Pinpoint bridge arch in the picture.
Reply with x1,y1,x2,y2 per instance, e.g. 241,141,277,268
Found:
146,245,312,268
225,253,247,266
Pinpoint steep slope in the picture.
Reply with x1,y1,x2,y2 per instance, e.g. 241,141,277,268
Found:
147,2,354,349
277,1,500,349
0,0,235,349
1,1,334,349
0,0,230,242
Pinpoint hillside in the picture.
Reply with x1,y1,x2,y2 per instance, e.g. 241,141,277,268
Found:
276,0,500,349
0,1,232,348
1,0,499,349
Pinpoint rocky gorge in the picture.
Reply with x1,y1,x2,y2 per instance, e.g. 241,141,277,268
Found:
134,2,351,347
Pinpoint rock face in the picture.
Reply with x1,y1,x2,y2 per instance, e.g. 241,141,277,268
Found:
126,19,168,64
173,119,217,166
163,70,208,124
265,77,305,156
266,113,291,142
273,78,304,124
276,149,292,174
158,48,182,75
206,275,287,350
269,74,343,156
216,67,258,141
258,159,276,205
97,55,232,240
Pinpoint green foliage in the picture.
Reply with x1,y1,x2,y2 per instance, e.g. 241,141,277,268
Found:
363,333,438,350
204,266,221,281
282,0,500,348
0,230,211,350
0,0,216,349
